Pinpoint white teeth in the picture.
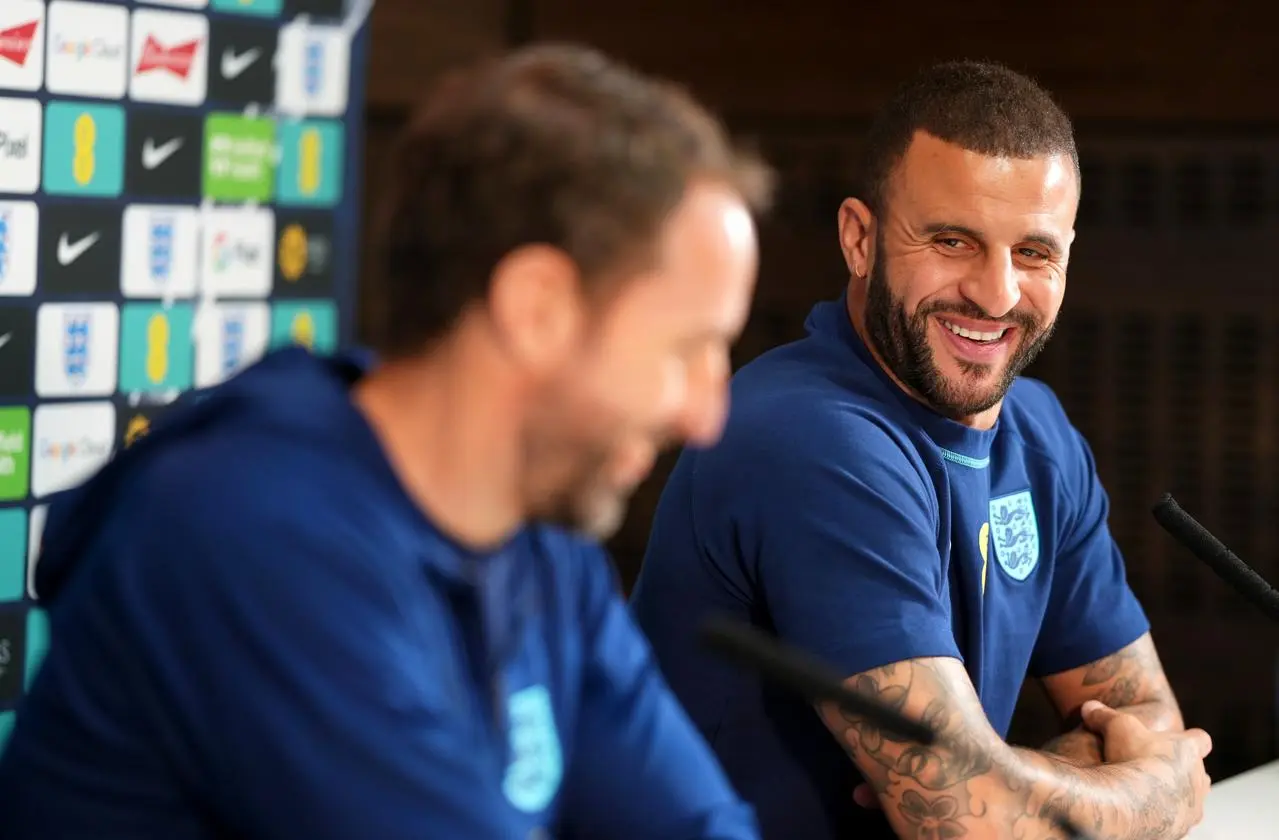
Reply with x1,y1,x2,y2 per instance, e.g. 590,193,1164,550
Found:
941,319,1007,342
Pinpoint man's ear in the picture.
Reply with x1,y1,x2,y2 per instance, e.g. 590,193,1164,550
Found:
837,198,875,278
487,244,585,376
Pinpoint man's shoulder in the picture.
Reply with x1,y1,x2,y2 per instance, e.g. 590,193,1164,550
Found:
1002,376,1083,457
709,347,932,476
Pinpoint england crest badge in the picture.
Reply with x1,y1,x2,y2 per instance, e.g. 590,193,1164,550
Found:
988,490,1040,581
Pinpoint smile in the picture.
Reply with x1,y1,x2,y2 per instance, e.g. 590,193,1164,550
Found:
939,318,1008,343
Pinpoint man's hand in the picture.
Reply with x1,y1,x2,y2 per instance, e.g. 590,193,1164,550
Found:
1081,699,1212,791
1038,635,1185,769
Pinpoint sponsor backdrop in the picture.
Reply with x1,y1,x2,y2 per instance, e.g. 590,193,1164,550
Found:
0,0,371,749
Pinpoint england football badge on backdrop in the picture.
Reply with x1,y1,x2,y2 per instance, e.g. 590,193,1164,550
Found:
195,302,268,387
0,200,39,296
276,22,349,117
35,302,119,398
0,0,46,93
45,0,129,100
122,205,200,298
130,9,210,106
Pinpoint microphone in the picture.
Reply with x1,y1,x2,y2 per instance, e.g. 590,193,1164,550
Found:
1152,493,1279,622
699,615,1098,839
699,614,935,742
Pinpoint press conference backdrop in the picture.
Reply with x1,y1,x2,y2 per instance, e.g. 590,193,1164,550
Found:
0,0,371,748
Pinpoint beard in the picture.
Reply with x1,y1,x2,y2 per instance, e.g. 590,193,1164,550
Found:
862,244,1055,420
521,429,635,540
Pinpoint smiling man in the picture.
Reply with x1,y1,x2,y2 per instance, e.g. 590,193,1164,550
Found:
631,61,1212,840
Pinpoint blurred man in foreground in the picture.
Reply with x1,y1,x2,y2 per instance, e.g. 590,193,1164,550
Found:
632,60,1211,840
0,44,773,840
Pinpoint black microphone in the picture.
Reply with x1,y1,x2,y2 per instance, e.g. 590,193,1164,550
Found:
1152,493,1279,623
699,615,1098,839
698,614,935,743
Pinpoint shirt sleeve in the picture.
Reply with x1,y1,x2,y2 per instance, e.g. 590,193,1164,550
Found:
702,404,962,679
112,480,523,839
1029,426,1150,677
555,545,759,840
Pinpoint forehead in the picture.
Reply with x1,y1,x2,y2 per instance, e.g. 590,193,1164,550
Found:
611,180,757,326
888,132,1078,232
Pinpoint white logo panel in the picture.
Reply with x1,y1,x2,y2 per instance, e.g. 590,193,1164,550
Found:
122,204,200,298
35,302,119,397
45,1,129,100
0,97,41,195
129,9,208,106
0,0,47,93
31,402,115,499
276,22,349,117
0,200,38,296
199,206,273,297
195,302,268,387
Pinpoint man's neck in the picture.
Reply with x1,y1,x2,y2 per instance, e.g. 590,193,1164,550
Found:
351,337,527,551
844,282,1002,431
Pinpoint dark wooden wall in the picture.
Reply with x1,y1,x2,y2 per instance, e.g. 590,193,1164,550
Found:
358,0,1279,780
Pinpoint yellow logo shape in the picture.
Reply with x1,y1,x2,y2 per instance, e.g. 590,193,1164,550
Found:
124,415,151,448
290,311,315,350
72,113,97,186
979,522,990,595
298,128,321,196
145,313,170,384
278,224,308,281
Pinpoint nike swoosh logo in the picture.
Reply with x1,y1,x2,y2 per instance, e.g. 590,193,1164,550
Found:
142,137,183,170
57,232,100,266
221,47,261,80
0,334,11,351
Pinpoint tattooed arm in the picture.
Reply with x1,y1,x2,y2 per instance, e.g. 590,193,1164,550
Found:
819,656,1211,840
1038,634,1182,767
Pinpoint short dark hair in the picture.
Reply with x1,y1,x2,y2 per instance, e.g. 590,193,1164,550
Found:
858,60,1079,213
367,43,775,358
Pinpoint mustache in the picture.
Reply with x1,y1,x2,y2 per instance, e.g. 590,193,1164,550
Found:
916,300,1041,331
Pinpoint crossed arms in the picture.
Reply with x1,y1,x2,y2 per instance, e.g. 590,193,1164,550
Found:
819,635,1204,840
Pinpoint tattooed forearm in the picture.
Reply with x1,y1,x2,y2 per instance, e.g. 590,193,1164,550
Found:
822,657,1198,840
1044,636,1183,733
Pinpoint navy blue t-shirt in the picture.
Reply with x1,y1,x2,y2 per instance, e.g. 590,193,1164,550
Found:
0,348,757,840
630,298,1150,840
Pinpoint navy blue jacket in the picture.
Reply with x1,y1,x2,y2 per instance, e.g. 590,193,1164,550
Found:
0,348,757,840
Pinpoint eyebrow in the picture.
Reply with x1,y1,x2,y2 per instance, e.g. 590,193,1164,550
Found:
921,222,1064,257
